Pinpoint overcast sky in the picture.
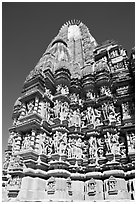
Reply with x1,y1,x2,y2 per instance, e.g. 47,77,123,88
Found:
2,2,135,160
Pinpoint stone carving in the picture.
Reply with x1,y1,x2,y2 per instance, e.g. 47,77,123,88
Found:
45,88,53,100
3,152,10,170
66,177,72,196
109,50,119,58
100,86,112,97
89,137,97,159
70,93,79,103
47,177,56,195
53,100,69,121
26,100,35,114
68,109,81,127
8,176,22,188
86,91,95,100
56,85,69,95
67,137,83,158
81,110,88,127
127,132,135,152
22,133,31,150
122,102,131,120
87,178,96,196
87,107,96,127
102,102,116,124
104,132,121,156
94,108,103,127
52,131,67,154
107,176,118,195
8,155,23,170
44,102,51,122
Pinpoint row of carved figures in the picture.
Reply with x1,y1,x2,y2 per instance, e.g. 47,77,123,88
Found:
14,95,132,129
5,130,135,165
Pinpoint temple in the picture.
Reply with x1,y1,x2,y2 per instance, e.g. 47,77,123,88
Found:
2,20,135,201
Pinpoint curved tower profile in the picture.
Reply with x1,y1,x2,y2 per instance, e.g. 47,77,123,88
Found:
2,20,135,202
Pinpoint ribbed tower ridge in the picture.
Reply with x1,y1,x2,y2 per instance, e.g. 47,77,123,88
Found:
2,20,135,202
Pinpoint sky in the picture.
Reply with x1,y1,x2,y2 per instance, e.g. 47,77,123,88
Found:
2,2,135,160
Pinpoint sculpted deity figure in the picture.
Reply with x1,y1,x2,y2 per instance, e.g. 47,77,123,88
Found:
58,133,67,154
110,132,120,155
122,102,131,119
128,132,135,151
22,133,31,150
67,138,73,158
86,91,95,100
102,103,109,120
56,84,62,94
60,101,69,122
45,88,53,100
8,133,14,146
100,86,112,97
104,132,112,154
81,110,87,127
94,109,103,127
75,138,83,159
70,93,79,103
3,153,10,170
71,109,81,127
89,137,97,158
87,107,96,127
54,100,61,118
60,85,69,95
108,103,116,125
53,131,60,153
38,133,46,154
27,100,35,114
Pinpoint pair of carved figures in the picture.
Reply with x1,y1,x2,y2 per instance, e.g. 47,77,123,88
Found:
67,137,83,159
102,102,117,125
68,109,81,127
54,100,69,121
104,132,123,156
52,131,67,154
81,107,103,128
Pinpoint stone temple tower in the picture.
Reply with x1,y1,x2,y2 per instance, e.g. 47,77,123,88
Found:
2,20,135,201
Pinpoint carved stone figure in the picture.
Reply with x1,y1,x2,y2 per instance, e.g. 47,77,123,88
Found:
89,137,97,158
22,133,31,150
54,100,61,118
86,91,95,100
26,100,35,114
122,102,131,119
